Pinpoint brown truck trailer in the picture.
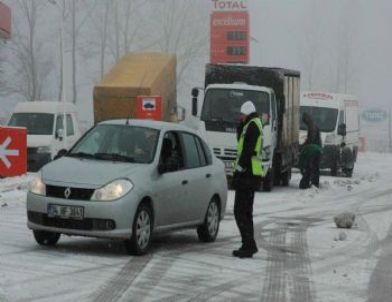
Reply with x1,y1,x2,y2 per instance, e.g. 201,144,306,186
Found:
93,52,177,124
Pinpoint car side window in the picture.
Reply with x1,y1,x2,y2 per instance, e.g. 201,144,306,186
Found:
160,131,184,171
181,132,201,169
194,136,207,166
66,114,74,136
339,110,345,124
201,139,213,165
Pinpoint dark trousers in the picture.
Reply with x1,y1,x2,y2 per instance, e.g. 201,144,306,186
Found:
234,189,257,250
300,154,320,189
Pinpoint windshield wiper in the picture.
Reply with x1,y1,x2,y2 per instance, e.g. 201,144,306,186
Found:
66,152,96,159
94,153,135,163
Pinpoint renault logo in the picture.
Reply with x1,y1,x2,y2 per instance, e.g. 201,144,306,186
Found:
64,187,71,199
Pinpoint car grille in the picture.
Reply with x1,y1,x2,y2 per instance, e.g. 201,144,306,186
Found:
46,185,94,200
28,211,116,231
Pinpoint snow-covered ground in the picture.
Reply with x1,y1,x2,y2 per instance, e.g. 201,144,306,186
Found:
1,152,392,301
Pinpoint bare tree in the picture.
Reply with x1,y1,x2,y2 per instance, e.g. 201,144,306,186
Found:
148,0,209,89
2,0,53,101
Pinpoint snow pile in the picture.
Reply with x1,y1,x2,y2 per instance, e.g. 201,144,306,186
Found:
334,212,356,229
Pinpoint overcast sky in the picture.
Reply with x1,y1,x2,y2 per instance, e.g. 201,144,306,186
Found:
1,0,392,122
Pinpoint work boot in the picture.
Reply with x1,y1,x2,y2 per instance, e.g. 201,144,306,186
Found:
232,245,258,258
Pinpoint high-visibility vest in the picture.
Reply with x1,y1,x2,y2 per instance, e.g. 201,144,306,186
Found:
235,117,265,177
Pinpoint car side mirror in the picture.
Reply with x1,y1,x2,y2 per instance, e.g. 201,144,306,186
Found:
338,123,347,136
56,128,64,141
54,148,68,160
191,87,199,116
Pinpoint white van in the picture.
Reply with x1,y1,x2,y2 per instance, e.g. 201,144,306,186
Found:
299,91,360,177
8,101,81,172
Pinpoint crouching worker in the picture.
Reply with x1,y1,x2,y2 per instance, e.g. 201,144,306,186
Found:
299,112,322,189
232,101,264,258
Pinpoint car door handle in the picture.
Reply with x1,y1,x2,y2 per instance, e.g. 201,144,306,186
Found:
206,173,211,178
182,180,188,185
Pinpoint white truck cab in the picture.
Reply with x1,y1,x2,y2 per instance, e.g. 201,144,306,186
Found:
8,101,81,172
195,83,277,178
299,91,359,176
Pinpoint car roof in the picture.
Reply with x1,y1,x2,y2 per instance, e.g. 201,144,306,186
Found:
99,119,199,135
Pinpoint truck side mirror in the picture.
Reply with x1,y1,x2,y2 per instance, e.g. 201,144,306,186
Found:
56,129,64,141
192,88,199,116
338,123,347,136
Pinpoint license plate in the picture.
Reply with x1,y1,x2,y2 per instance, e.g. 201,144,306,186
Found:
47,204,84,220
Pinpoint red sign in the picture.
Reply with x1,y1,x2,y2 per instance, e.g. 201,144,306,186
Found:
0,2,11,39
0,127,27,177
135,96,162,121
210,11,249,64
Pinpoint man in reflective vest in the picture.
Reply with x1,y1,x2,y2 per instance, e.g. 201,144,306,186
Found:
232,100,264,258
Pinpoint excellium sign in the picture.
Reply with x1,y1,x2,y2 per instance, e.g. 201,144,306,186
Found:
212,0,247,10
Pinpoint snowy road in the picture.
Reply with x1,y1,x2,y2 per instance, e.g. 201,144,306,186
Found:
1,152,392,302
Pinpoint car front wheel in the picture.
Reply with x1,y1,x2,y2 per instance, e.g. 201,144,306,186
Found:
33,230,60,246
124,204,152,255
197,198,220,242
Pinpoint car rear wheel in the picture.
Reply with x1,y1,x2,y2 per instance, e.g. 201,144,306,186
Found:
124,204,152,255
33,230,60,246
197,198,220,242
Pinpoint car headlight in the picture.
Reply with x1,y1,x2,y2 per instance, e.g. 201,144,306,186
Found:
37,146,51,153
29,173,46,195
91,179,133,201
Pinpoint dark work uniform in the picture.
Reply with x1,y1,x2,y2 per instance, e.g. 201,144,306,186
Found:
232,112,262,254
300,120,322,189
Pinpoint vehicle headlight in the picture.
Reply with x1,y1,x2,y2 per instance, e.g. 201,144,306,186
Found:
324,134,335,144
29,173,46,196
262,146,271,160
91,179,133,201
37,146,51,153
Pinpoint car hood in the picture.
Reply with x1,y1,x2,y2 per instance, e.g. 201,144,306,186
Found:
27,135,52,148
41,157,149,188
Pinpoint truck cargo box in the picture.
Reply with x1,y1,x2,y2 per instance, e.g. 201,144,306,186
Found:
93,53,177,124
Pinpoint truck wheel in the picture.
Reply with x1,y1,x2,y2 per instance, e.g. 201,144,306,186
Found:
33,230,60,246
281,169,291,186
262,170,274,192
343,167,354,177
331,162,338,176
124,204,153,255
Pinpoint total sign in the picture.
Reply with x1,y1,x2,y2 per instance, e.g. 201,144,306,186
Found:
0,127,27,177
212,0,247,10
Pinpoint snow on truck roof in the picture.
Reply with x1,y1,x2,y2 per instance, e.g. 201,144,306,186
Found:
301,91,359,108
13,101,78,114
206,83,274,94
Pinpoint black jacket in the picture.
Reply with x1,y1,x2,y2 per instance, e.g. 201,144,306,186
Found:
304,121,321,146
233,112,263,191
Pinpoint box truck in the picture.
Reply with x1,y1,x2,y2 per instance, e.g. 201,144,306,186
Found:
188,63,300,191
93,52,179,124
299,91,359,177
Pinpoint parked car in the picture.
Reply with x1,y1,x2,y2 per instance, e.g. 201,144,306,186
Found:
27,119,228,255
8,101,82,172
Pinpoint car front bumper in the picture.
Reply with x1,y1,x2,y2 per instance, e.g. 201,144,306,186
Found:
26,191,139,240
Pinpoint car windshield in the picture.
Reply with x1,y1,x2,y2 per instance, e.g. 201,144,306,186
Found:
300,106,338,132
69,124,159,164
8,113,54,135
201,89,270,126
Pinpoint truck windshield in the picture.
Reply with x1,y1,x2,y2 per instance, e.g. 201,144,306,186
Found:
8,113,54,135
69,124,159,164
300,106,338,132
201,89,270,126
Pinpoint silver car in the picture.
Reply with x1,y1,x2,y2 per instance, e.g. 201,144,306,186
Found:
27,120,227,255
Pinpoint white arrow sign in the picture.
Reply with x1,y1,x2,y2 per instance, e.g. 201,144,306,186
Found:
0,136,20,169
